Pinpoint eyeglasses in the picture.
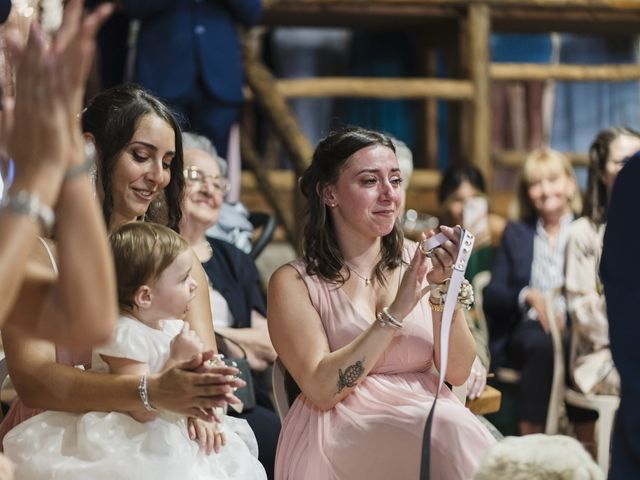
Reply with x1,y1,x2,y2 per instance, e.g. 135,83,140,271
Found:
183,166,231,194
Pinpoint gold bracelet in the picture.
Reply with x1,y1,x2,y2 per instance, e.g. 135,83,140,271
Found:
429,297,462,313
429,297,445,312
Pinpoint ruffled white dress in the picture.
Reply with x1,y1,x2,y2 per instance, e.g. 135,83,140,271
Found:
3,316,266,480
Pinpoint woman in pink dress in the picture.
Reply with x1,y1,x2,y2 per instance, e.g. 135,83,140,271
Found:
268,127,495,480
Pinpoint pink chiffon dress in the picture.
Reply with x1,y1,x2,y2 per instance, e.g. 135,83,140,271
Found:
274,244,495,480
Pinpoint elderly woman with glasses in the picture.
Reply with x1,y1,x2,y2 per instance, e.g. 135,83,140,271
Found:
179,132,280,479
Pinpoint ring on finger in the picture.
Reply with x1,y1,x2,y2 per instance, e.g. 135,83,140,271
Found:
419,242,437,258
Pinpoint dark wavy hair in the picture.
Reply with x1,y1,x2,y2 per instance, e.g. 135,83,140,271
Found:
82,84,184,232
584,126,640,225
300,127,404,285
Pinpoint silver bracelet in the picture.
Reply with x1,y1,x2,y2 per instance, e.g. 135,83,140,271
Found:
64,141,96,182
1,190,55,236
138,374,157,412
376,307,403,329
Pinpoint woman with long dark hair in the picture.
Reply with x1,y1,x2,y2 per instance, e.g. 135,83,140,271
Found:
566,126,640,397
0,83,242,449
268,127,495,479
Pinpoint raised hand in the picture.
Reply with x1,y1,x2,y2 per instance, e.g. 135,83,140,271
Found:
426,225,462,286
388,239,430,320
170,321,204,362
4,1,113,204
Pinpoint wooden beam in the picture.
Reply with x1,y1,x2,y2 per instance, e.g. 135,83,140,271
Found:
492,63,640,81
469,4,491,183
264,1,640,33
243,51,314,179
265,0,640,10
275,77,474,99
239,136,297,247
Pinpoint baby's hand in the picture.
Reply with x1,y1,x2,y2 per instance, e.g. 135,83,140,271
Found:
170,322,204,363
187,417,226,455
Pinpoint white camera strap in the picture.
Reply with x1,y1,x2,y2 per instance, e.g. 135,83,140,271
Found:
419,228,475,479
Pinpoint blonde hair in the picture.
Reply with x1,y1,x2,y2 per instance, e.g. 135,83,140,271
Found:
109,222,189,313
516,148,582,221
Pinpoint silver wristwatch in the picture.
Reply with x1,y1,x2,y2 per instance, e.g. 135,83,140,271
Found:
1,190,55,236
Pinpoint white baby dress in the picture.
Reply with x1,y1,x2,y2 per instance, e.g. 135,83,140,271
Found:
3,316,267,480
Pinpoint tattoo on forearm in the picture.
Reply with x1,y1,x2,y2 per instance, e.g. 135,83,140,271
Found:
336,358,365,394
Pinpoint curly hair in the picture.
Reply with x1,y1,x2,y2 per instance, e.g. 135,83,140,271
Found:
82,84,185,232
300,126,404,285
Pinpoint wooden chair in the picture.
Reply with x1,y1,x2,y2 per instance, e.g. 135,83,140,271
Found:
272,356,304,421
0,357,9,422
248,211,277,260
564,327,620,475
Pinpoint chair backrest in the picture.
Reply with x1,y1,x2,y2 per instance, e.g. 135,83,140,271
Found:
249,211,277,259
451,383,467,403
0,357,8,390
481,276,566,435
472,270,492,341
272,357,291,421
0,356,9,422
544,288,566,435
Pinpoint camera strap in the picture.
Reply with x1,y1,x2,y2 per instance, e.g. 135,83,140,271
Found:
419,228,475,480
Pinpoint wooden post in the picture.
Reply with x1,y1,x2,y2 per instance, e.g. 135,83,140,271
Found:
242,39,314,249
242,50,313,180
468,4,491,183
239,135,297,247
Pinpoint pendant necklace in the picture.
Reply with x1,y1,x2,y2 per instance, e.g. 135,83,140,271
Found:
344,261,373,286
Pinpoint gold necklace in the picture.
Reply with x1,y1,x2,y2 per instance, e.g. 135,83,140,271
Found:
344,261,373,286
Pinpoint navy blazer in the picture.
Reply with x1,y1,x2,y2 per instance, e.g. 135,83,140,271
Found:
201,237,266,329
123,0,262,102
483,220,536,356
601,153,640,480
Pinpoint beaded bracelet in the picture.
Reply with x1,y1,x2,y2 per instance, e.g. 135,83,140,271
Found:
429,278,474,311
138,374,157,412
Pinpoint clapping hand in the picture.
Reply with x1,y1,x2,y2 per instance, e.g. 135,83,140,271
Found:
5,0,113,202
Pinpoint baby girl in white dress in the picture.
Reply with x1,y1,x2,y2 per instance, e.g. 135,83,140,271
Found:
4,222,266,480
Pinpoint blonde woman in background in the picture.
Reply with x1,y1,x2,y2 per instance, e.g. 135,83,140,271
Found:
483,149,596,438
